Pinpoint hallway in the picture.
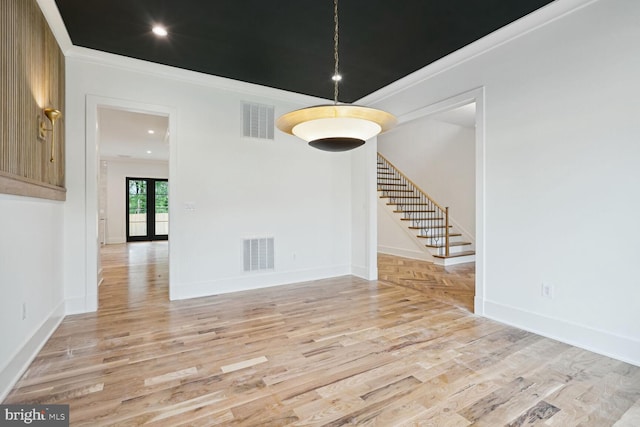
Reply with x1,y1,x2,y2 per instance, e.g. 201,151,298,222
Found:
99,242,169,312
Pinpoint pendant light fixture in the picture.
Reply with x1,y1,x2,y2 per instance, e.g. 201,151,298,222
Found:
276,0,396,152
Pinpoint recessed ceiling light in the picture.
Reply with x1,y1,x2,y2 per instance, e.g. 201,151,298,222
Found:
331,74,342,81
152,26,168,37
148,129,155,134
146,150,152,154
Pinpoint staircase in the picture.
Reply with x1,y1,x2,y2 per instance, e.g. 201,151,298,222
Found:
377,153,475,266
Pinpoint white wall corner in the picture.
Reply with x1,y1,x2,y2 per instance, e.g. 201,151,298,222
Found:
349,141,378,281
0,301,65,402
64,296,87,315
350,265,371,280
366,141,379,280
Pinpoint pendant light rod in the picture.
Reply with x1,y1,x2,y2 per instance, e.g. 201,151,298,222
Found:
275,0,397,152
333,0,339,105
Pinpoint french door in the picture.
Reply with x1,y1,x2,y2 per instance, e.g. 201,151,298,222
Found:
126,177,168,241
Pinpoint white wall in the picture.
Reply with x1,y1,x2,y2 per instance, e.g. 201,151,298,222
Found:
64,53,359,310
103,159,169,244
0,195,65,400
367,0,640,365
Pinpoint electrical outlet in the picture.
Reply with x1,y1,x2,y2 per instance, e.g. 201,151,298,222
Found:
22,302,27,320
541,282,554,299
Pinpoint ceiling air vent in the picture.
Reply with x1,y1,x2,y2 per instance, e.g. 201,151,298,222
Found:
243,237,275,272
242,102,274,140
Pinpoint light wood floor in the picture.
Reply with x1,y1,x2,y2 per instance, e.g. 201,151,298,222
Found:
377,253,475,312
4,242,640,426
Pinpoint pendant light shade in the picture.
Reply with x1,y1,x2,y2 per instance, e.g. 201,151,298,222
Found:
276,105,396,152
276,0,396,152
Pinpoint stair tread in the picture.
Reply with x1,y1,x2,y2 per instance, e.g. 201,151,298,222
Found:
426,241,472,248
377,183,407,186
416,232,462,238
394,210,436,213
409,225,451,229
387,203,432,206
433,250,476,259
401,217,442,221
380,196,421,199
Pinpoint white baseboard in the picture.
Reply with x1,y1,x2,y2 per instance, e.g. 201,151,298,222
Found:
0,301,65,401
378,245,432,261
170,265,351,300
484,300,640,367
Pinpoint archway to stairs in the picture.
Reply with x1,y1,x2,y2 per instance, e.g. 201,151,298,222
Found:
375,93,482,313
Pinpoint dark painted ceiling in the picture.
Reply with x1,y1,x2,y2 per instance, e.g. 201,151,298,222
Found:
55,0,554,103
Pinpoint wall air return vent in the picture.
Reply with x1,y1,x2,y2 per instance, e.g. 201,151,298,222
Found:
243,237,275,272
242,102,275,140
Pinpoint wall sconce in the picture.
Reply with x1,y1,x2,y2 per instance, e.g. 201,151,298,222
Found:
39,108,62,163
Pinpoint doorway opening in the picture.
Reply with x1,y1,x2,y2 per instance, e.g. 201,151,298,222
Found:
375,89,484,313
92,102,172,311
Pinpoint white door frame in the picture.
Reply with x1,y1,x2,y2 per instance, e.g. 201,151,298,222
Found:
393,87,486,315
84,95,177,311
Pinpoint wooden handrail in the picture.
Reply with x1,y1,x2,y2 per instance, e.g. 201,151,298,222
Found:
377,153,447,213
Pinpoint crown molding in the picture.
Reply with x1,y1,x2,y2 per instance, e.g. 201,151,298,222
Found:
66,46,327,106
35,1,326,106
37,0,599,109
358,0,599,106
35,0,73,53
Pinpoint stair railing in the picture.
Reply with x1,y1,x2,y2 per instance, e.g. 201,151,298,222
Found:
377,152,450,256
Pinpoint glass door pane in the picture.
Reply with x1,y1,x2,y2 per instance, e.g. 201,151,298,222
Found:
128,179,147,237
155,180,169,236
